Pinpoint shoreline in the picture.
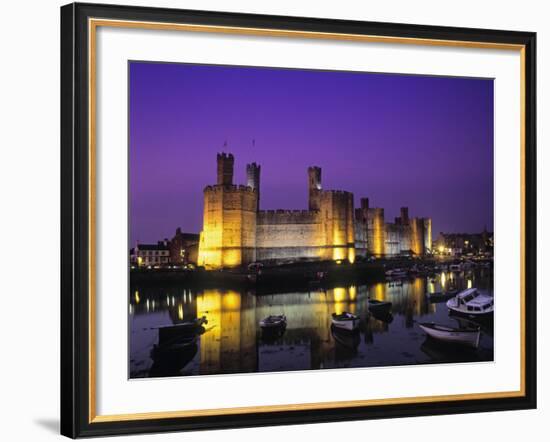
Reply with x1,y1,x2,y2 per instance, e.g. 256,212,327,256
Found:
129,257,492,293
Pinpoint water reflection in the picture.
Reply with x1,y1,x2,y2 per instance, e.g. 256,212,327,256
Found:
130,269,493,378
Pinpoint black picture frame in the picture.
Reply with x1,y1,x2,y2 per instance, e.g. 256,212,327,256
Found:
61,2,537,438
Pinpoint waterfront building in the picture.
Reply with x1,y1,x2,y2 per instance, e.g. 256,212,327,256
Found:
169,228,200,266
198,152,432,269
131,240,170,267
434,228,493,256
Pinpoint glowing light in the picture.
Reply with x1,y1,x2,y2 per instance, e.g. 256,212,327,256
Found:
372,283,385,301
134,291,140,304
137,256,143,266
222,291,241,310
467,279,472,289
178,304,183,320
438,245,445,254
348,248,356,264
333,287,347,303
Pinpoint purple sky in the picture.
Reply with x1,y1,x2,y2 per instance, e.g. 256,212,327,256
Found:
130,62,493,245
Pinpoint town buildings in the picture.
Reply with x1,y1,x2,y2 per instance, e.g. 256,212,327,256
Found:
130,240,170,267
434,229,493,256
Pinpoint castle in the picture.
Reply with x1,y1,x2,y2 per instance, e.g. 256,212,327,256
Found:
198,153,432,269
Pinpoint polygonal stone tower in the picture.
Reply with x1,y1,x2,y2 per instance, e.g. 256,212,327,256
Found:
217,152,234,185
246,162,261,209
308,166,322,211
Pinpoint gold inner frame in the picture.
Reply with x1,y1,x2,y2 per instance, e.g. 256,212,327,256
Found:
87,18,527,424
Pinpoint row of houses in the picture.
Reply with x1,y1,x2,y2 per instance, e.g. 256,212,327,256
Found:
130,228,200,268
433,228,493,257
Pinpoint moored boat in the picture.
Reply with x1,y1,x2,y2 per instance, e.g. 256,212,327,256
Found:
152,333,198,357
446,288,494,316
331,312,360,331
385,268,408,279
259,315,287,329
418,322,481,348
331,326,360,349
157,316,207,342
368,299,392,314
427,291,457,303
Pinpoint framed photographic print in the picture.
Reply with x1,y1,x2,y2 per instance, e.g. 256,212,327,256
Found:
60,2,537,438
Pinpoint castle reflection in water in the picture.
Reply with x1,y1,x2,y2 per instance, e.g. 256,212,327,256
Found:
129,269,493,378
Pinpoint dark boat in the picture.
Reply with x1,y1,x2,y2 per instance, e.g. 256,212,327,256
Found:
157,316,207,343
368,299,392,314
370,310,394,324
427,291,457,303
259,315,287,329
152,333,198,357
331,326,360,349
149,339,199,377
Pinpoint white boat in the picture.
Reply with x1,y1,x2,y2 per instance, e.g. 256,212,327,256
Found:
331,312,360,331
418,322,481,348
385,268,408,278
446,288,494,316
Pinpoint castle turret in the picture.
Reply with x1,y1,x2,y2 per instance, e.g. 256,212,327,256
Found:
400,207,409,225
308,166,322,211
246,162,261,210
199,153,257,269
217,152,234,185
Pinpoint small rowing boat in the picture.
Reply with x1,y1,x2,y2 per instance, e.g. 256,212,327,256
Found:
418,322,481,348
368,299,392,314
157,316,207,342
331,312,360,332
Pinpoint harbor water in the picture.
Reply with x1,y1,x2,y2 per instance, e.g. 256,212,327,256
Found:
129,268,493,378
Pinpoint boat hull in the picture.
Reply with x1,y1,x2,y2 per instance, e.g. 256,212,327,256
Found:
368,301,392,314
331,318,360,331
419,324,480,348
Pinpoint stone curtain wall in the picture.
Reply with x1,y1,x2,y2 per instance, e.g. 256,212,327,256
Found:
256,210,323,261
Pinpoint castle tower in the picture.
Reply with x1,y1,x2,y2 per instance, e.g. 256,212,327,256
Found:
246,162,261,209
198,153,258,269
217,152,234,185
308,166,322,211
400,207,409,225
423,218,432,253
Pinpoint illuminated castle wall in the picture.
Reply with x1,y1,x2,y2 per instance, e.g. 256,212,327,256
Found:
355,203,432,258
198,153,431,269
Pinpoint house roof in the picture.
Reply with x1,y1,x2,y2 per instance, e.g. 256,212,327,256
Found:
137,243,169,251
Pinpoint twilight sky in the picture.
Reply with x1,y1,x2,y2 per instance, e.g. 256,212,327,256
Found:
130,62,493,245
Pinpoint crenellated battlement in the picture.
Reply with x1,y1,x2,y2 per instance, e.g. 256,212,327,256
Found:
204,184,257,193
323,189,353,196
257,209,320,225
